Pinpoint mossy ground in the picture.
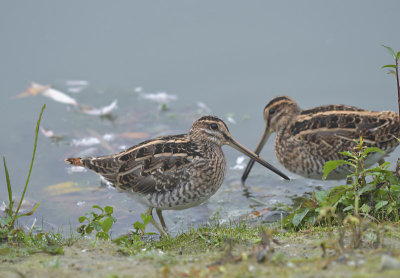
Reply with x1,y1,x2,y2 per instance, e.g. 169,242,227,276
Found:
1,222,400,277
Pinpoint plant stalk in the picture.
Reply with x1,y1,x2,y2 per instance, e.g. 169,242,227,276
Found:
9,104,46,228
396,57,400,122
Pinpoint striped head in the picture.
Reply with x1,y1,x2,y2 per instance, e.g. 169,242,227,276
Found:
190,115,289,180
189,115,231,145
263,96,301,133
241,96,300,183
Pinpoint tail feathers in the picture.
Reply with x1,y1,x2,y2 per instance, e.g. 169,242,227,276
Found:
65,157,84,166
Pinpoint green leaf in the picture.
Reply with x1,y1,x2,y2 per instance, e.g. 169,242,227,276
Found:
101,216,114,232
397,51,400,60
92,221,102,231
43,245,64,255
339,151,355,158
78,216,88,223
86,226,94,234
133,221,145,231
376,162,391,170
3,157,13,217
382,44,396,58
322,160,353,180
328,186,351,207
381,64,397,69
0,215,12,226
360,203,371,214
387,69,397,76
141,213,152,225
15,202,40,218
96,231,109,240
292,208,310,227
375,200,388,212
315,191,328,204
92,205,104,213
104,206,113,215
343,205,354,212
359,183,374,195
386,205,393,215
364,147,384,155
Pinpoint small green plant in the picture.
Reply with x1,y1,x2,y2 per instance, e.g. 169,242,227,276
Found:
1,104,45,234
77,205,117,240
283,138,400,229
114,213,155,254
381,45,400,121
132,213,153,237
323,137,384,216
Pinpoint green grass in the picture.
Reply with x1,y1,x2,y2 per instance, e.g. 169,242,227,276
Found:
1,104,45,233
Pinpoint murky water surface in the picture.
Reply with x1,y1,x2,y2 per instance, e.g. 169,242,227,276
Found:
1,1,400,235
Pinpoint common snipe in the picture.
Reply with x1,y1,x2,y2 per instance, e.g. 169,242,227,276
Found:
66,115,289,236
241,96,400,181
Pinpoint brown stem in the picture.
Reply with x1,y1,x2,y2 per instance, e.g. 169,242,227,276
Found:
396,58,400,122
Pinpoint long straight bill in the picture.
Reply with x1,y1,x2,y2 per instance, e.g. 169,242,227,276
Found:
228,135,289,181
241,127,273,183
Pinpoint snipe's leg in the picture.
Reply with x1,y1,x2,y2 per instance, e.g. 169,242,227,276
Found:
145,207,167,237
156,208,167,230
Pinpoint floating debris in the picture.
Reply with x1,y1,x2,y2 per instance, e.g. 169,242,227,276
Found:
87,129,115,152
0,202,7,214
65,80,89,86
40,127,65,142
67,87,85,94
78,99,118,116
18,82,78,106
76,201,86,207
231,156,247,170
71,137,100,147
44,181,91,196
120,132,150,139
67,166,87,174
41,127,55,138
134,86,143,93
102,133,115,142
243,207,271,220
0,198,37,214
142,92,177,103
66,80,89,94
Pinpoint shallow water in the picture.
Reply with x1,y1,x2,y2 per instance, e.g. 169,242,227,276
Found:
1,1,400,235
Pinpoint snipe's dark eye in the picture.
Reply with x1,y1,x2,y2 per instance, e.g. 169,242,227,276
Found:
269,108,275,115
210,123,218,130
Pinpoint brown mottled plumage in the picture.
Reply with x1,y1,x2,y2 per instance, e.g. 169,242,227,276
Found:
242,96,400,181
66,115,289,235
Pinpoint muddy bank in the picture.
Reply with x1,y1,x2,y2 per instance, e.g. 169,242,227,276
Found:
2,226,400,278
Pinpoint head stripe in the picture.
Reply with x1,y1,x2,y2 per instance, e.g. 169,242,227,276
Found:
264,96,292,111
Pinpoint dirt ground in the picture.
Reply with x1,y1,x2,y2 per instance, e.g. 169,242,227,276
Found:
2,230,400,278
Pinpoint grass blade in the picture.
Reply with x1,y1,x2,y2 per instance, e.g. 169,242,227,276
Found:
15,202,40,219
10,104,46,228
3,156,13,218
382,44,396,58
381,64,396,69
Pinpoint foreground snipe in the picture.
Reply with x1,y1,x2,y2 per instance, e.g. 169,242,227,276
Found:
242,96,400,181
66,115,289,236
